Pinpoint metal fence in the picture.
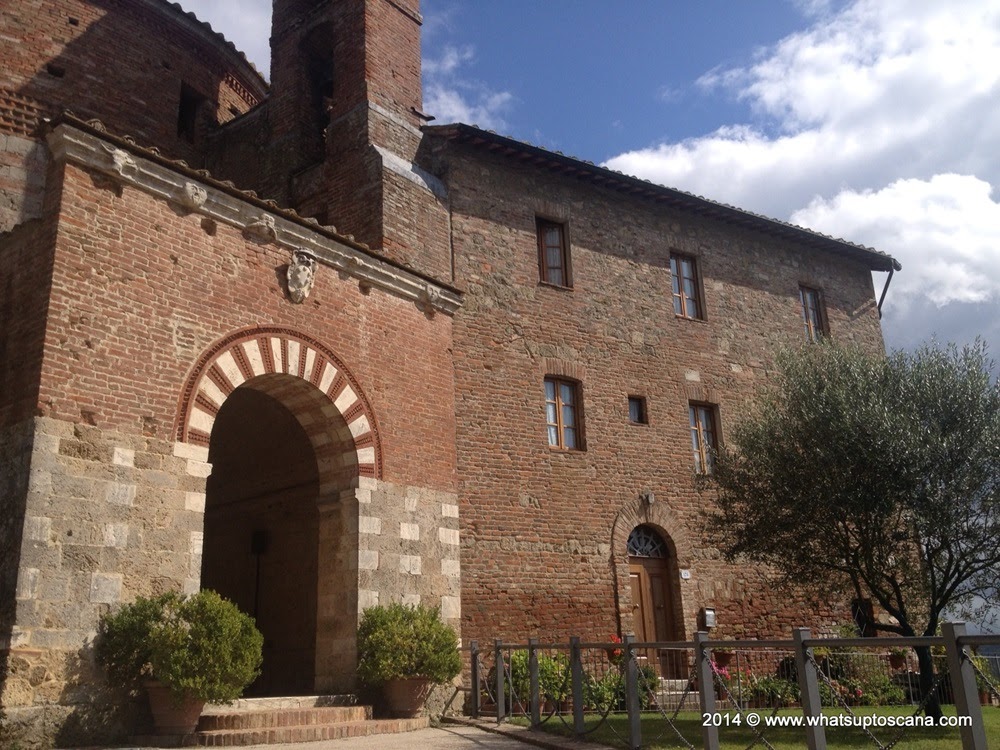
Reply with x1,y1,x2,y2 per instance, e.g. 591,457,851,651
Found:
466,623,999,750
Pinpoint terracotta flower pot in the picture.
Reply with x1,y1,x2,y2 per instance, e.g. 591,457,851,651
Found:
383,677,433,718
144,680,204,735
889,653,906,670
714,651,733,668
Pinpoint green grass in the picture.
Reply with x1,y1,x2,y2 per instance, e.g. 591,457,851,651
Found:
511,705,1000,749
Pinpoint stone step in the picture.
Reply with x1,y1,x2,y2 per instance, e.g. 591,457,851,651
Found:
200,694,357,714
657,679,692,691
197,705,371,732
194,717,430,747
653,691,699,710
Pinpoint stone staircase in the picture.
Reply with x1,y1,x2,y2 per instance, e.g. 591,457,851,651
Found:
132,695,430,747
652,678,698,711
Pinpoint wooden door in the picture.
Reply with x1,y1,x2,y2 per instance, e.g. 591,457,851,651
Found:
629,556,678,677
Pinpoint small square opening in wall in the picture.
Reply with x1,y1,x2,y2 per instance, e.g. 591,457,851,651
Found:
628,396,648,425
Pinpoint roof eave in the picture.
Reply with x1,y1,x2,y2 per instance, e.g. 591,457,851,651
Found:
424,123,901,274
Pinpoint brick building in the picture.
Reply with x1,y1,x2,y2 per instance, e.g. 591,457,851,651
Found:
0,0,899,744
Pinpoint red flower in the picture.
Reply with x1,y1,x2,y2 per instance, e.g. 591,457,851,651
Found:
607,635,623,662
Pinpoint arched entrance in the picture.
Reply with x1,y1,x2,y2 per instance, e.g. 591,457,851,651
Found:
201,381,328,695
176,329,383,695
627,525,684,678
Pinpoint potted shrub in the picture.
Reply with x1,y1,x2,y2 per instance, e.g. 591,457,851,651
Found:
96,590,263,735
972,655,994,705
357,603,461,718
606,635,623,666
888,646,908,670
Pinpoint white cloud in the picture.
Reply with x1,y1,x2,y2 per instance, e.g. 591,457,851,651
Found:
604,0,1000,318
422,45,513,129
792,174,1000,308
181,1,272,78
181,2,513,128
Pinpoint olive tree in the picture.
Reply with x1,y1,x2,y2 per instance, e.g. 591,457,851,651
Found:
711,340,1000,718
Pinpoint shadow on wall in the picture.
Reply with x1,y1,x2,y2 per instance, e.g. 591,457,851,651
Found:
1,0,266,224
1,640,140,749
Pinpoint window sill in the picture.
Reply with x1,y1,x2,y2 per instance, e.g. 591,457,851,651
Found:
548,445,586,454
674,314,707,323
538,280,574,292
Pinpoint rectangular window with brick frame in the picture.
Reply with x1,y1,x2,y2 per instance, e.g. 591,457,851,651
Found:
545,377,582,449
800,285,826,342
628,396,648,425
537,218,571,287
689,403,719,474
670,253,702,319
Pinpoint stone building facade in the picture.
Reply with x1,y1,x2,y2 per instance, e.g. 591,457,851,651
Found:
0,0,899,745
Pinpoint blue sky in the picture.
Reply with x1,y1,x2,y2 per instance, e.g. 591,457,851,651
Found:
183,0,1000,358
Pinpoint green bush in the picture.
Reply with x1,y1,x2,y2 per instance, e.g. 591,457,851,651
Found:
96,591,178,689
586,670,624,712
585,665,657,712
752,675,799,707
538,653,570,702
972,655,995,693
356,603,461,687
96,590,263,704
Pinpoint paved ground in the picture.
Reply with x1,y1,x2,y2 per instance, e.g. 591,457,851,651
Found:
195,720,607,749
100,719,612,750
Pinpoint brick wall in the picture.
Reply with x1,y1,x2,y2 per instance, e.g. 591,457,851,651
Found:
0,136,462,743
0,0,266,231
441,142,885,646
35,159,457,491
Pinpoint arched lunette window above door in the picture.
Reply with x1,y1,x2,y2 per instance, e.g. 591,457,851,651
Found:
627,525,668,558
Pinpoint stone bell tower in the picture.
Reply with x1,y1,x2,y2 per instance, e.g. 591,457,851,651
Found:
267,0,451,280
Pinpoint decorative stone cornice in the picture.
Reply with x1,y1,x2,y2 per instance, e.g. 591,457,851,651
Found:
45,123,463,316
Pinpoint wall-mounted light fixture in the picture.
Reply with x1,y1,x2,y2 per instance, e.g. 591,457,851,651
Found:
700,607,717,630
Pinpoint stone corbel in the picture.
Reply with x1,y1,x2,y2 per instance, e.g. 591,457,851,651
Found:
244,213,278,243
177,181,207,212
99,144,138,183
416,283,441,315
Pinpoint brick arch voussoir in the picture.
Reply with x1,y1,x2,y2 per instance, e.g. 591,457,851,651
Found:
611,498,692,637
611,499,691,564
175,327,383,480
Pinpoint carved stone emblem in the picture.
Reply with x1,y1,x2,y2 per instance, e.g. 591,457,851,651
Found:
287,251,317,304
179,182,207,211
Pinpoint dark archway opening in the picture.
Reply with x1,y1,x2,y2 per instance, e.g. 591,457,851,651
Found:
202,386,320,696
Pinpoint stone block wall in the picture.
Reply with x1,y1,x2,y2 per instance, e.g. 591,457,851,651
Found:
315,478,461,691
0,133,48,230
2,417,209,745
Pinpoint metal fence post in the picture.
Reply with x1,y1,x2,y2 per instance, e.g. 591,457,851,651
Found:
495,639,505,722
624,633,641,750
470,640,480,719
570,636,585,736
695,632,720,750
793,627,827,750
529,638,540,726
942,622,988,750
